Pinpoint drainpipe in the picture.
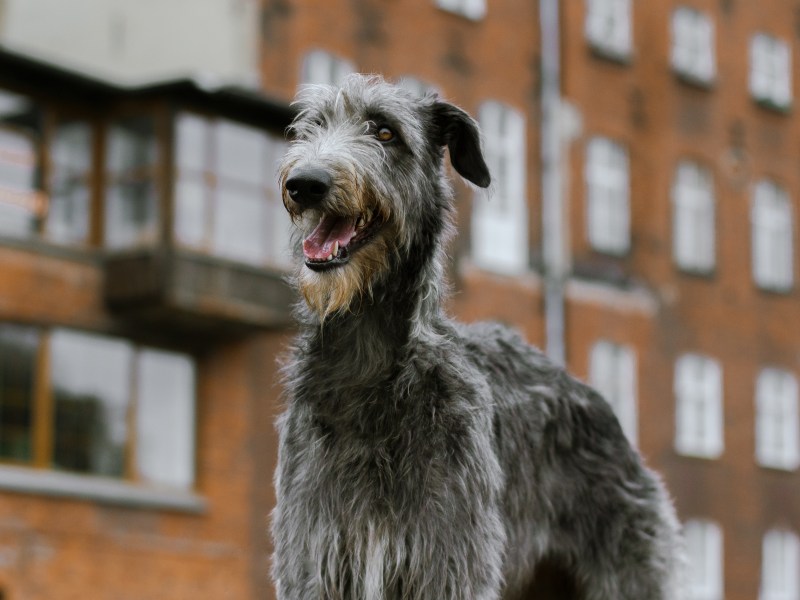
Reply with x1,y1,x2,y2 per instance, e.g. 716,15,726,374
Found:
540,0,567,366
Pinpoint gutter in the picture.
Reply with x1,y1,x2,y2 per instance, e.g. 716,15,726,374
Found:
539,0,568,366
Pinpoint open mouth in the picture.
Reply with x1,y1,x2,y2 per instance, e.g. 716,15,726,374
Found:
302,209,381,272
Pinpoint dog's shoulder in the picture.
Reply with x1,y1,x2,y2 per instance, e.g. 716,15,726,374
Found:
451,319,631,451
452,320,554,386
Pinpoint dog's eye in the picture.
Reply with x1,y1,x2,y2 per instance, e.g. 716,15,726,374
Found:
376,126,395,143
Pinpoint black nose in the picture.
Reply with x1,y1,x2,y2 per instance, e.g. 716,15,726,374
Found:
285,168,332,207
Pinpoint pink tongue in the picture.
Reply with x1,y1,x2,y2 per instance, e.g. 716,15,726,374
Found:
303,215,357,260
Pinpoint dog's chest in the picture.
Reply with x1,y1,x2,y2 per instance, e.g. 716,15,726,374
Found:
282,403,473,597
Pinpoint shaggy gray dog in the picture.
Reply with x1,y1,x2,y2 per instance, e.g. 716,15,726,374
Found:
272,74,682,600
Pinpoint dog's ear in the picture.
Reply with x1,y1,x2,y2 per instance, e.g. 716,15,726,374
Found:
432,100,491,188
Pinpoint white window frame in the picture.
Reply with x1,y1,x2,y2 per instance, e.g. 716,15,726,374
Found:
675,353,723,459
585,136,630,255
672,160,715,273
761,529,800,600
471,101,528,274
671,7,716,85
585,0,633,60
685,520,724,600
752,180,794,291
436,0,486,21
750,33,793,109
173,112,292,268
301,50,355,86
589,340,638,445
756,368,800,471
397,76,440,99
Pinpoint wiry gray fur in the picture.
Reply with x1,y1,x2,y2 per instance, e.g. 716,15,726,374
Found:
272,74,683,600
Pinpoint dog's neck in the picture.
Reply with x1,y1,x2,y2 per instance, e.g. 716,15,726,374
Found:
296,235,449,388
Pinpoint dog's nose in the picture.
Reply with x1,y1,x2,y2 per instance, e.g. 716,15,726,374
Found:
285,168,332,207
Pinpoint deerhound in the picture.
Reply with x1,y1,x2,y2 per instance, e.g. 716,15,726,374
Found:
272,74,682,600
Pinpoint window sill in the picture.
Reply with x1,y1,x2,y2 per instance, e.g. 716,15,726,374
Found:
755,282,795,296
673,70,716,91
756,459,800,473
675,264,717,279
0,465,208,513
752,96,793,115
674,448,723,461
0,234,100,265
587,44,633,66
435,5,486,21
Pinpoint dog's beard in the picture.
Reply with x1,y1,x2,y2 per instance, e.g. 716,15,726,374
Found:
298,234,391,321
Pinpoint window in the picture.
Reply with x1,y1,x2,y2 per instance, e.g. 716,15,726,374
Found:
46,121,93,244
472,101,527,274
750,33,792,109
302,50,355,86
589,340,637,444
761,530,800,600
752,180,793,291
174,113,290,267
104,116,159,249
585,136,630,255
0,324,196,490
671,7,716,84
0,90,44,239
0,325,38,462
397,77,439,99
672,160,715,273
0,88,95,246
684,520,724,600
436,0,486,20
756,369,800,471
675,354,723,458
585,0,632,60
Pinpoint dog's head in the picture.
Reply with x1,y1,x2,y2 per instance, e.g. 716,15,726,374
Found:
279,74,490,320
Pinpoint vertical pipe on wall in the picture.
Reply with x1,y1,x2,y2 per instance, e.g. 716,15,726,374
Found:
540,0,567,366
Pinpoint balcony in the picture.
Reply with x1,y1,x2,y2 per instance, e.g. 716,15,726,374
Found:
104,249,294,333
0,49,296,334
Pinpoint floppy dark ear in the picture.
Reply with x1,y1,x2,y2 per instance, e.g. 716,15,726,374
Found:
432,101,491,188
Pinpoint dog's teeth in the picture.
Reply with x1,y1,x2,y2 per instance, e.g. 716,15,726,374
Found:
332,241,339,256
356,216,365,228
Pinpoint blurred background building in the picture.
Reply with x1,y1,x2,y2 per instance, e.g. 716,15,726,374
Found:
0,0,797,599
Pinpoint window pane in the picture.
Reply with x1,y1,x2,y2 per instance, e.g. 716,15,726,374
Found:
265,136,292,267
174,176,210,248
50,330,133,477
105,182,158,248
104,117,158,249
0,324,37,462
753,181,793,290
213,184,267,264
586,0,632,58
136,349,195,489
175,113,209,172
46,121,92,244
586,137,629,254
0,91,43,238
473,102,528,274
757,369,800,470
302,50,355,86
675,354,723,458
684,520,723,600
217,120,266,186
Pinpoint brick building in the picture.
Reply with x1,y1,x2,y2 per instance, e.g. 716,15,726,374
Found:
0,0,798,598
259,0,800,599
0,48,294,598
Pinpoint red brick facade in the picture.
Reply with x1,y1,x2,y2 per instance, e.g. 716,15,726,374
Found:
259,1,800,598
0,0,798,598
